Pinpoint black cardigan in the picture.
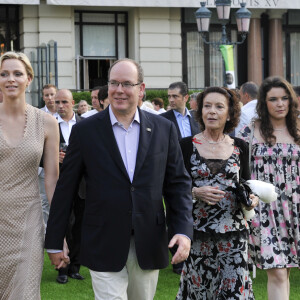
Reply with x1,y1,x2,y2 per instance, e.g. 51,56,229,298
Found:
179,136,250,182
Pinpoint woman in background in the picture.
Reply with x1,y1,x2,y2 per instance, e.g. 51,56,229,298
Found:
238,76,300,300
0,52,59,299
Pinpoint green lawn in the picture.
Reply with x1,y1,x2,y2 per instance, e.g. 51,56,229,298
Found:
41,254,300,299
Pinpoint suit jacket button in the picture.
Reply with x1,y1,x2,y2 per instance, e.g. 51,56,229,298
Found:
131,187,135,192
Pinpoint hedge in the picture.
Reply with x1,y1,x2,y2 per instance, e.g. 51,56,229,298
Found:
72,89,202,109
72,91,92,105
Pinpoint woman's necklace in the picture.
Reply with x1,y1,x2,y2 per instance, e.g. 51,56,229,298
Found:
273,127,287,131
201,132,226,151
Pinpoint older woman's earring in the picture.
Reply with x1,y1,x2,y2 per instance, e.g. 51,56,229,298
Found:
227,118,230,121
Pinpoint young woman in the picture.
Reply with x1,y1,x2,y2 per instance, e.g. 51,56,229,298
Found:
0,52,59,299
238,76,300,300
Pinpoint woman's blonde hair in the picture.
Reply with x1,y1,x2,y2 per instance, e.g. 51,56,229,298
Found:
0,51,34,80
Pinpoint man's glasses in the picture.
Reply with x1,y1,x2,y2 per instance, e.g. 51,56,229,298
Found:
108,81,141,90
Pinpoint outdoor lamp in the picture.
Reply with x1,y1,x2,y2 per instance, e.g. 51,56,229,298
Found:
235,2,252,33
215,0,231,20
195,2,212,33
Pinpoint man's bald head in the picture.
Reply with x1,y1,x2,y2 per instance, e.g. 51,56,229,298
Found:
55,89,75,121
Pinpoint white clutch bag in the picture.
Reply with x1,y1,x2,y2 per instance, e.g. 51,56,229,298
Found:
241,180,277,220
245,180,277,203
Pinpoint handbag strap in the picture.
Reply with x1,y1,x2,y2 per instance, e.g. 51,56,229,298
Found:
249,121,255,166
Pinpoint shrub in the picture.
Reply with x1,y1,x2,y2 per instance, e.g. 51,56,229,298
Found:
146,89,203,109
72,91,91,105
71,89,203,109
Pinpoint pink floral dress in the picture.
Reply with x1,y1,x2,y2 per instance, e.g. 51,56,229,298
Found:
239,126,300,269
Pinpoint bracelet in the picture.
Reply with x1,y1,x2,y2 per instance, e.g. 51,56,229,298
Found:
192,187,197,201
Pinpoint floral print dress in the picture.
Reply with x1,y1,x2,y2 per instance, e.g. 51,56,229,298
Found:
176,137,254,300
238,126,300,270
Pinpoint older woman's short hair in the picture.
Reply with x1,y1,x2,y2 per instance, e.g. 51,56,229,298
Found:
196,86,241,134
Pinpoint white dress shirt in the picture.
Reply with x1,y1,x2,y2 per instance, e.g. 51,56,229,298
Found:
57,113,77,145
235,99,257,135
81,109,99,118
157,108,166,114
40,105,59,118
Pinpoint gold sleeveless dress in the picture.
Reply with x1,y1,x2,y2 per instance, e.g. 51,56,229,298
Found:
0,104,45,300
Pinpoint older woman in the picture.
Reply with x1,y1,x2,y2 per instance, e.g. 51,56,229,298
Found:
238,76,300,300
0,52,59,299
176,87,258,300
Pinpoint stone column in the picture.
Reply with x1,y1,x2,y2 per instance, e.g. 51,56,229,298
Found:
268,10,286,77
247,10,264,85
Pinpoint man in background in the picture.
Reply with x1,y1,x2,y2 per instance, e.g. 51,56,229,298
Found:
41,84,58,117
161,81,200,141
160,81,199,275
98,85,110,110
139,91,158,115
77,100,89,116
189,92,198,119
151,97,166,114
54,89,85,284
39,84,58,228
81,86,101,118
235,81,258,135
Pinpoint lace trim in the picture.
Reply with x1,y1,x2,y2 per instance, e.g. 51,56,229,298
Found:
193,228,249,242
201,157,227,175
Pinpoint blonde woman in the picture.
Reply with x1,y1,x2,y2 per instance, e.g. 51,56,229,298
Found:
0,52,59,299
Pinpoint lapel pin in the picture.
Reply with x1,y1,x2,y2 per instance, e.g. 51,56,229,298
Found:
146,128,152,132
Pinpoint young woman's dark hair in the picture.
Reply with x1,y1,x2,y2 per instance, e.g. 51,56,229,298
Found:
196,86,241,134
257,76,300,145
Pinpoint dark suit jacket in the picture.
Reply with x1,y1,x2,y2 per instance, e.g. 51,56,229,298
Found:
45,108,193,272
59,114,85,198
160,109,200,140
58,114,82,146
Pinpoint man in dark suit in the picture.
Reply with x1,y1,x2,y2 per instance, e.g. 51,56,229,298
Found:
54,89,85,284
45,59,193,300
160,81,200,141
160,82,200,274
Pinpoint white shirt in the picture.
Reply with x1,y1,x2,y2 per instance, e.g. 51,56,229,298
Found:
40,105,59,118
57,113,77,145
140,103,159,115
158,108,166,114
81,109,99,118
235,99,258,135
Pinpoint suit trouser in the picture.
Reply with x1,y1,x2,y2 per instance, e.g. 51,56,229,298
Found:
59,194,85,276
89,237,159,300
38,168,50,227
165,202,183,272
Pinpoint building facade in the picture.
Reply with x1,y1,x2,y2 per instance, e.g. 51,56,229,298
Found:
0,0,299,105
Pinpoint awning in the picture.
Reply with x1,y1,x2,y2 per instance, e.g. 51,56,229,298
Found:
0,0,39,3
46,0,300,9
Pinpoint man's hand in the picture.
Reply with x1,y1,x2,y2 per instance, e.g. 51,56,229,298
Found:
59,151,65,164
48,251,70,269
168,234,191,265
